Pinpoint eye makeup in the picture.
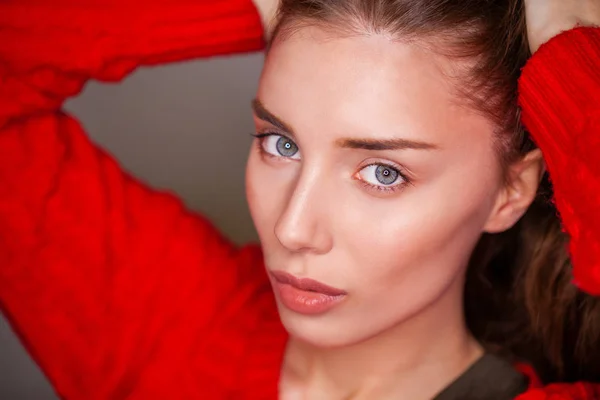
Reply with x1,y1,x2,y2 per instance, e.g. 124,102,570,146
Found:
250,131,413,195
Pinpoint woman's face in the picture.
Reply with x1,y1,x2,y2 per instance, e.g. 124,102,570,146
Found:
246,26,507,347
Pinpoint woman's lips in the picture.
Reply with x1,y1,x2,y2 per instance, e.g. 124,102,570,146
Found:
270,270,347,315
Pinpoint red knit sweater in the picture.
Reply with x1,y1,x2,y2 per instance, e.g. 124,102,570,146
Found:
0,1,598,399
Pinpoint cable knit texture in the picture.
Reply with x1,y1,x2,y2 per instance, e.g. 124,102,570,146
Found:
0,1,598,398
519,27,600,297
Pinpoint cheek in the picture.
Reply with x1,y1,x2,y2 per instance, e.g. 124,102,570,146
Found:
336,171,496,317
278,186,490,347
338,203,469,298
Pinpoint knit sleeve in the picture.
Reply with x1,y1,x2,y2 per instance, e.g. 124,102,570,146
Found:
518,27,600,296
0,0,264,126
0,2,269,399
516,381,600,399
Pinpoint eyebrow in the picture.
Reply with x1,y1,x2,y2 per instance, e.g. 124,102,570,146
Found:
252,98,439,151
335,137,439,151
252,99,295,134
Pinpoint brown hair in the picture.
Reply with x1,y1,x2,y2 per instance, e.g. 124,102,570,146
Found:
271,0,600,384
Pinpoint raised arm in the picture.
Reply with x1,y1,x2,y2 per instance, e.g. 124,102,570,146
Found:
518,26,600,296
0,1,265,126
511,4,600,397
0,1,272,399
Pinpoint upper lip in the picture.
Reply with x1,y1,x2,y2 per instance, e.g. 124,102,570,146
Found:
270,270,347,296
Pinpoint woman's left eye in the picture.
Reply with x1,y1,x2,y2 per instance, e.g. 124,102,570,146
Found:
355,164,406,191
257,134,301,160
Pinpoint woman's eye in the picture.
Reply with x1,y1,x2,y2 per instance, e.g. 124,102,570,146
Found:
357,164,405,188
260,134,300,160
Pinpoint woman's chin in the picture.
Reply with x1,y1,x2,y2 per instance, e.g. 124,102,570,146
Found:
276,302,368,349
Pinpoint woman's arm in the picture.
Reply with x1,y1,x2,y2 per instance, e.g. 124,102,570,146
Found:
517,4,600,394
0,1,264,126
0,1,270,399
518,27,600,296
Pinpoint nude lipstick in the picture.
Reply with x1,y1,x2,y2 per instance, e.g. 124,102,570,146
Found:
270,270,347,315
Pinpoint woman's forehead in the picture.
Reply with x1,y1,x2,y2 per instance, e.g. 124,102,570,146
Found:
259,27,494,147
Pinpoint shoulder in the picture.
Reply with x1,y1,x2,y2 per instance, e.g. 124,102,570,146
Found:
516,382,600,399
513,364,600,400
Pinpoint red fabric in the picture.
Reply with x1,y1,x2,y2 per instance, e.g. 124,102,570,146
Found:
518,382,600,400
0,1,286,399
0,1,598,399
519,27,600,297
515,363,544,389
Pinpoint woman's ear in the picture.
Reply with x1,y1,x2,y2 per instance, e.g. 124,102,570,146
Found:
483,149,545,233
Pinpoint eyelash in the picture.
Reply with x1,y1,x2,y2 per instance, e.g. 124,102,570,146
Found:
354,164,410,194
251,132,294,160
250,132,411,193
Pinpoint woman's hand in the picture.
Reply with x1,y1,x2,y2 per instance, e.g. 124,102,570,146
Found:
252,0,279,39
525,0,600,53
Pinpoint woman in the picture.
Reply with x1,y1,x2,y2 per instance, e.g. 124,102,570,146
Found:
0,0,599,398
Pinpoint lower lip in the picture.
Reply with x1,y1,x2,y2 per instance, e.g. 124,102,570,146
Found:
274,282,346,315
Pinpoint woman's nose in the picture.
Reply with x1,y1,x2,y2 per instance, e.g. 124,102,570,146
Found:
274,176,334,255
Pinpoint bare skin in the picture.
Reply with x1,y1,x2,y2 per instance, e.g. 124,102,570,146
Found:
246,0,599,398
525,0,600,52
252,0,279,39
248,28,543,400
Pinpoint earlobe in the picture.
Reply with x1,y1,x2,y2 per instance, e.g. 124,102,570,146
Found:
483,149,544,233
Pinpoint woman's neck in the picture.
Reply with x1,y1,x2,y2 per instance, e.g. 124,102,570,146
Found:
279,283,483,400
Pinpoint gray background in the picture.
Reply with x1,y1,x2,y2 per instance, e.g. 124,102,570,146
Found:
0,53,264,399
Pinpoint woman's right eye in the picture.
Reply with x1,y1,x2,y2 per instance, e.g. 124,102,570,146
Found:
256,133,301,160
